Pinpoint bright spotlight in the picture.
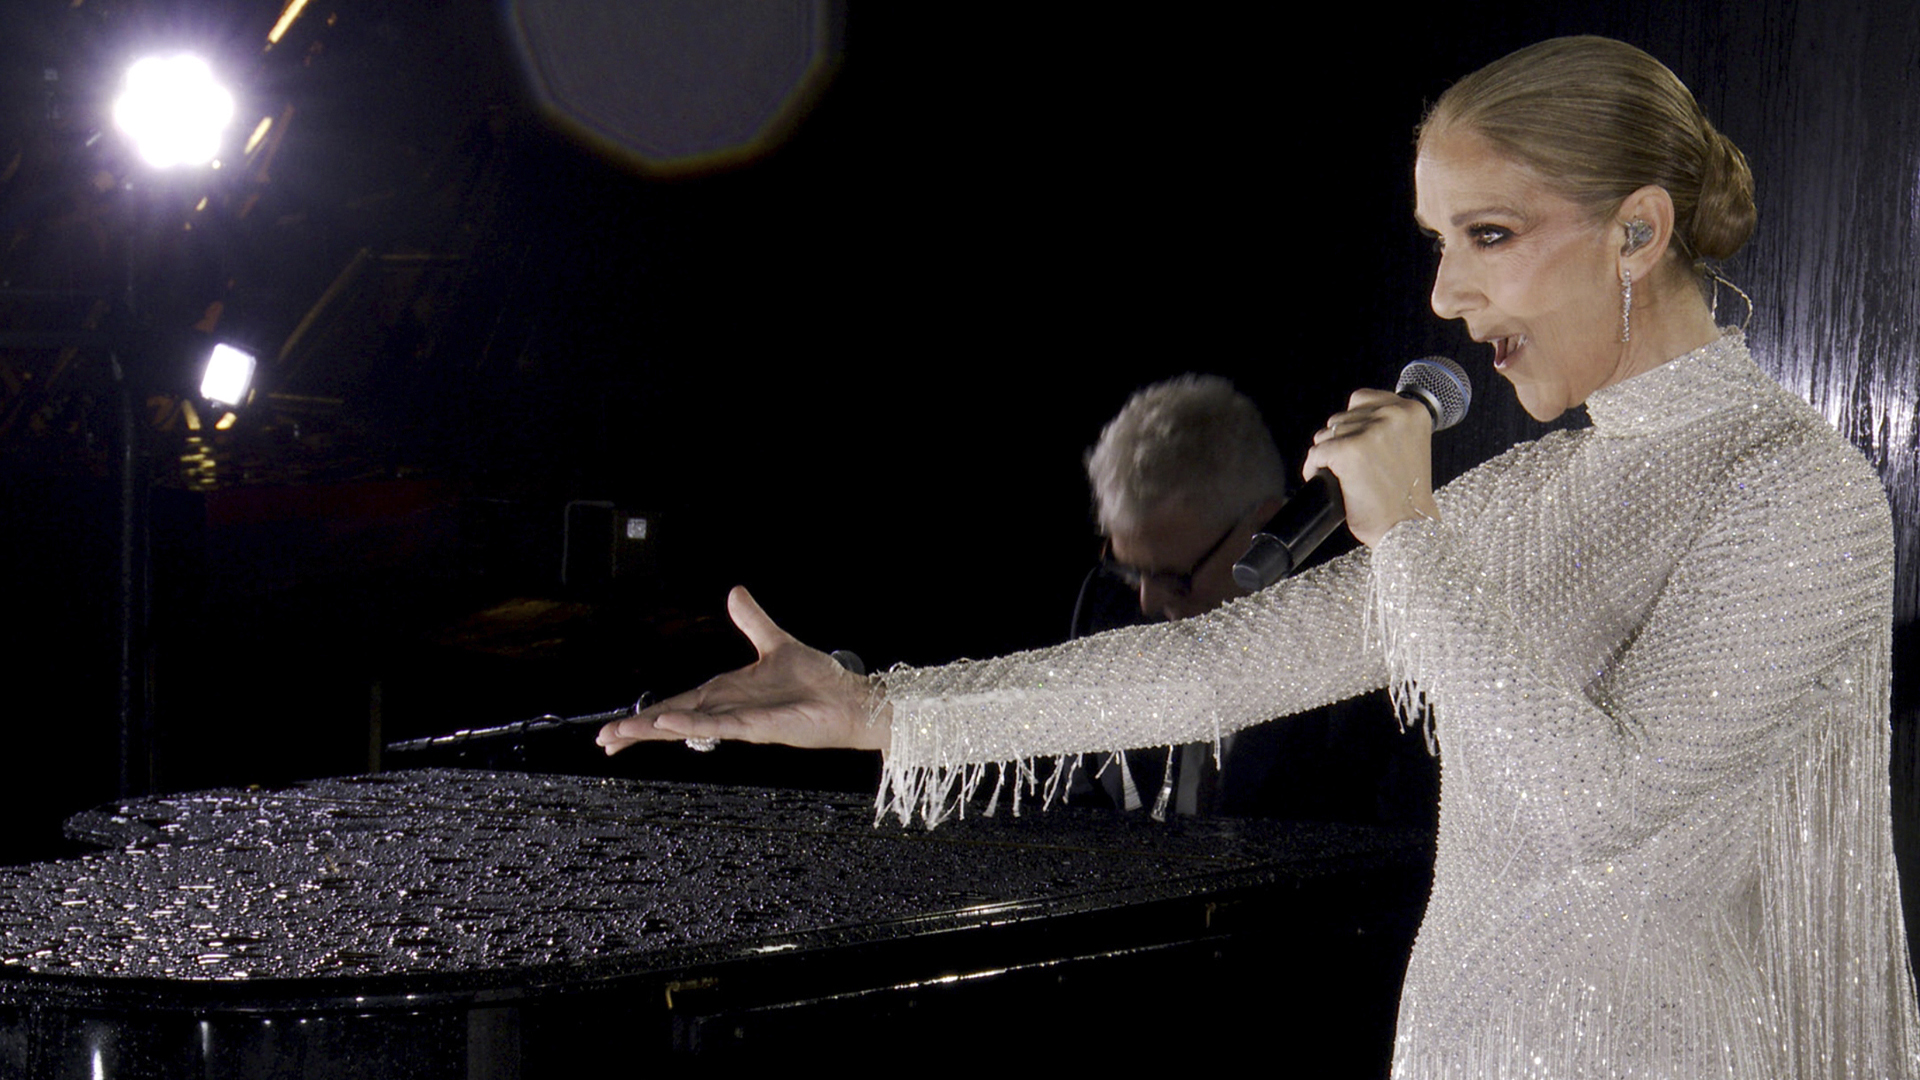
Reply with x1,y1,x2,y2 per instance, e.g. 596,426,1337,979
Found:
199,343,256,407
113,55,236,169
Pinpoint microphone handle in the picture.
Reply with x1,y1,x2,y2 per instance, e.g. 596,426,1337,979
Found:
1232,471,1346,590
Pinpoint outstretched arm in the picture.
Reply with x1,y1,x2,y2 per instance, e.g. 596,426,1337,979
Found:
596,586,890,754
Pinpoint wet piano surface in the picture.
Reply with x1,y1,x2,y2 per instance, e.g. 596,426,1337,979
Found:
0,769,1431,1076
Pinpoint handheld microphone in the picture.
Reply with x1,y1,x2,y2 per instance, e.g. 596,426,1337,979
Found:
1231,357,1471,591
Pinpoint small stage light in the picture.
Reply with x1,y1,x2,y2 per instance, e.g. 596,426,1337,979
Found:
199,343,256,408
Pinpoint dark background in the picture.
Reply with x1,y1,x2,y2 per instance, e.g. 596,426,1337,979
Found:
0,1,1915,939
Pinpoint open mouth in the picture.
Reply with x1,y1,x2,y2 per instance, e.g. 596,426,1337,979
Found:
1492,335,1527,370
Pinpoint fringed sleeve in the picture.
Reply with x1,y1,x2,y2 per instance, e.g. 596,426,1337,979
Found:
875,545,1389,826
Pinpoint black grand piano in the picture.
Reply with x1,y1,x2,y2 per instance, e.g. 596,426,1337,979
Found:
0,769,1429,1077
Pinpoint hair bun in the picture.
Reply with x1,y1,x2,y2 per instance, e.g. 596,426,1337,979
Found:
1689,128,1756,261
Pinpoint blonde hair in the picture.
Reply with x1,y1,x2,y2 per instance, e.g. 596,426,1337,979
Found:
1420,36,1755,264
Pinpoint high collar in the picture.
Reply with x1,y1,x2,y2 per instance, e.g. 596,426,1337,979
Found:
1582,329,1759,436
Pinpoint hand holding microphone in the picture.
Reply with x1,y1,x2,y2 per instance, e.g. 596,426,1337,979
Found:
1233,358,1470,591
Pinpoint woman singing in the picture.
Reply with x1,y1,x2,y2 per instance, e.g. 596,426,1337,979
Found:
600,37,1920,1077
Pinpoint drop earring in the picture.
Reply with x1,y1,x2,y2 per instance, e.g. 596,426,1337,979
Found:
1620,267,1633,343
1619,218,1650,343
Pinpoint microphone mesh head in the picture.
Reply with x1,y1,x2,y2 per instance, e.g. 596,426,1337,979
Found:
1397,356,1472,431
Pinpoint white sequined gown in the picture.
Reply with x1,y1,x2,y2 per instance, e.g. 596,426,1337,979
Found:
875,333,1920,1077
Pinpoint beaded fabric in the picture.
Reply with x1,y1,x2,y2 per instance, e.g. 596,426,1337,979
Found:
875,332,1920,1077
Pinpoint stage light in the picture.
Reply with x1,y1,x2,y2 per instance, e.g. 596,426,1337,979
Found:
199,343,256,407
112,55,235,169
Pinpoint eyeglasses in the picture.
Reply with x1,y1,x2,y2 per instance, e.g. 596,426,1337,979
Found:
1099,518,1241,598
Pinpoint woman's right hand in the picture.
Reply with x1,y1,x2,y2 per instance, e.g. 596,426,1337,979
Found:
1301,389,1440,548
596,586,891,755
